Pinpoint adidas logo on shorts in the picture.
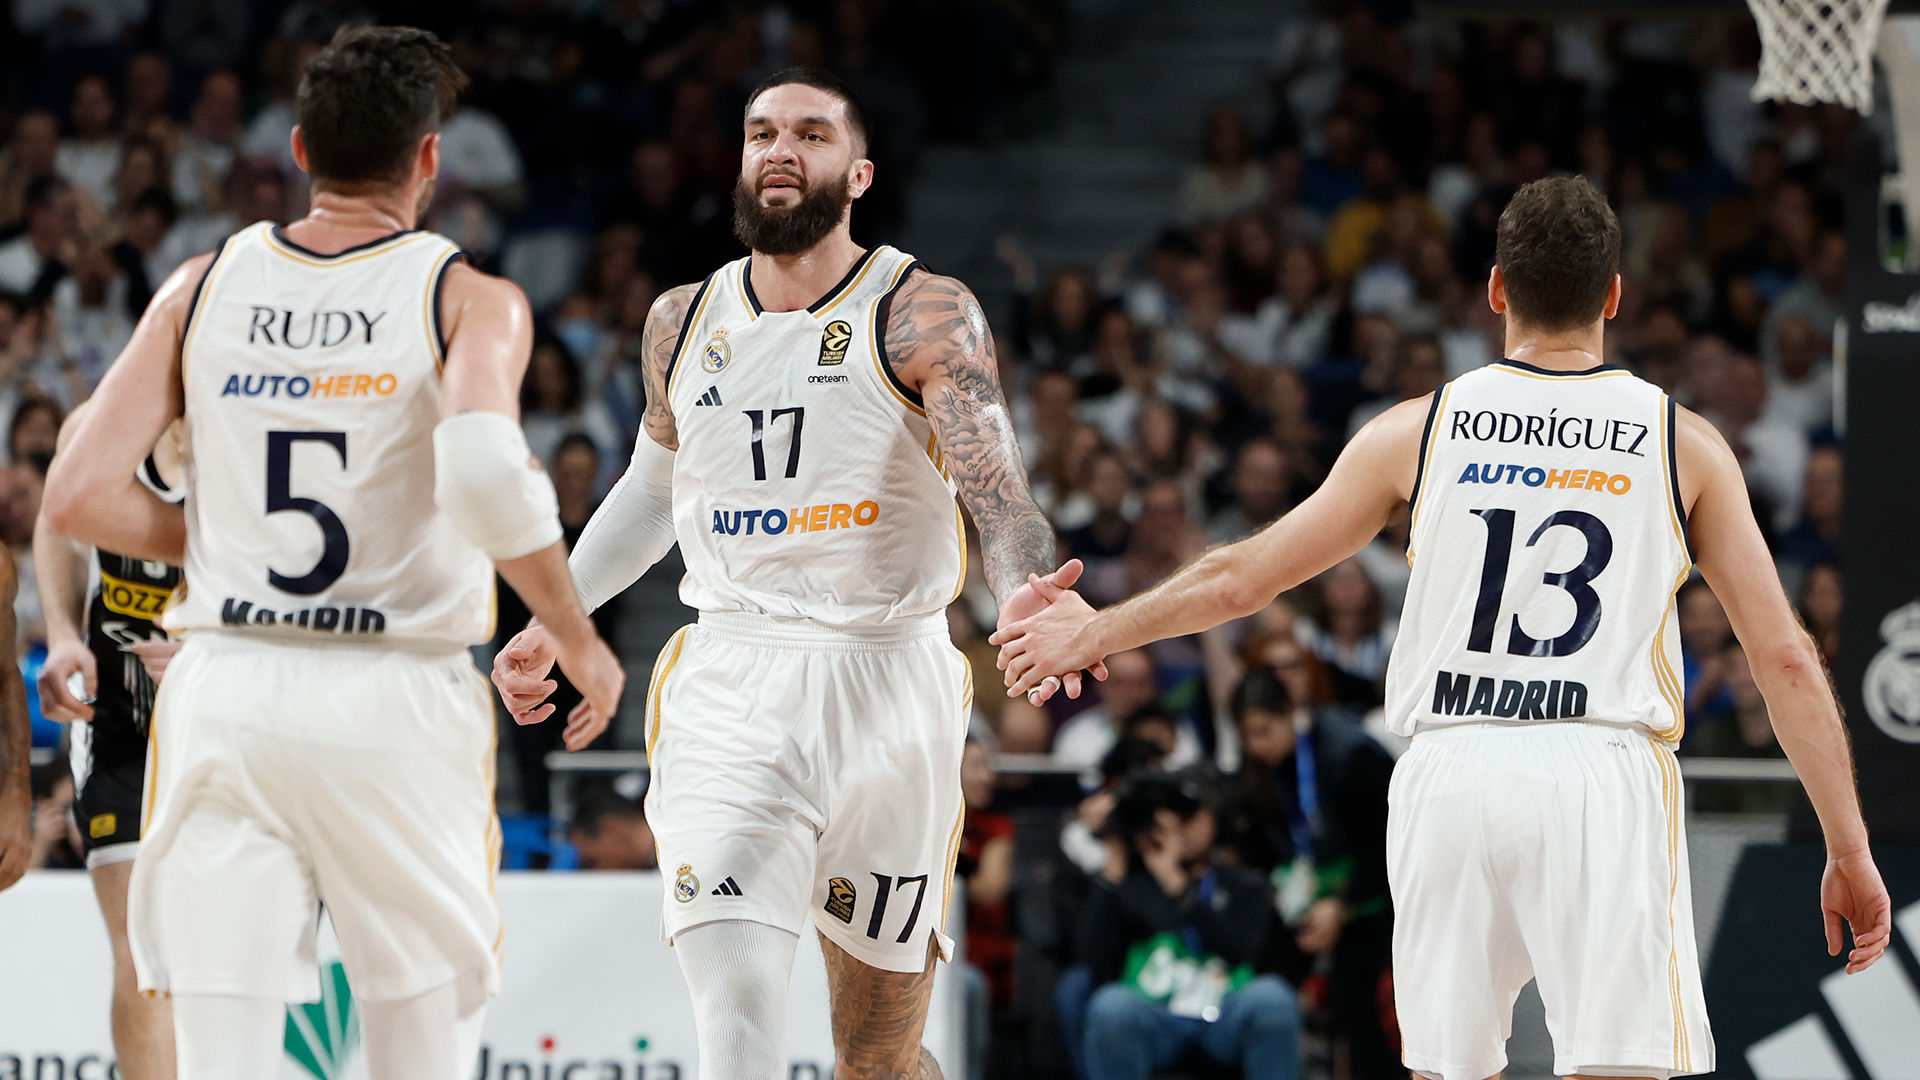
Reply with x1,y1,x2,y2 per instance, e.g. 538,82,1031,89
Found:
710,876,744,897
696,386,724,406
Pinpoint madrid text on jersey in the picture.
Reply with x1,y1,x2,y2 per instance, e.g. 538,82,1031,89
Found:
1447,407,1650,456
219,597,387,634
1431,669,1589,720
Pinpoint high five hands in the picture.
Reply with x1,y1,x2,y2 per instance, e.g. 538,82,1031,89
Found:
992,558,1110,705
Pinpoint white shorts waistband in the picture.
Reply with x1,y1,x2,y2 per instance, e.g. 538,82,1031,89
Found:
1408,719,1659,742
182,628,471,658
696,610,950,650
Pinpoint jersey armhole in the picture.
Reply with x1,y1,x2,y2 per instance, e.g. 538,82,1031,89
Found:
663,271,717,396
1664,395,1693,561
177,235,230,380
1403,384,1449,562
872,260,927,411
428,248,468,370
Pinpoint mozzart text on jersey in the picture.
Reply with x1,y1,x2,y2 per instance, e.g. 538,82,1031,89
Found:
1447,408,1650,455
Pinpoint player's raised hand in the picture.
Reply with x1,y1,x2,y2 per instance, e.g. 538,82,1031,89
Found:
995,559,1109,704
550,629,625,753
491,622,561,726
991,572,1105,701
36,638,96,722
1822,848,1892,974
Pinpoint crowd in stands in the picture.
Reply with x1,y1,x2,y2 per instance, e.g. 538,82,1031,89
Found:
4,1,1853,1077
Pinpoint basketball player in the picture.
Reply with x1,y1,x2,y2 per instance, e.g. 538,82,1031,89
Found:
44,26,623,1080
34,401,182,1080
993,177,1892,1080
491,68,1086,1079
0,554,28,894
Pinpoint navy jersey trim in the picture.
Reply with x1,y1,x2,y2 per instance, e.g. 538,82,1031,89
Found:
665,271,717,390
177,236,228,349
1666,395,1690,548
430,250,467,364
740,246,883,317
1405,387,1446,539
873,261,926,410
269,224,418,260
1492,357,1625,377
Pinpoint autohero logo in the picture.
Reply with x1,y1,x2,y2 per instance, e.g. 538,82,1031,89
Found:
1862,600,1920,743
709,501,881,537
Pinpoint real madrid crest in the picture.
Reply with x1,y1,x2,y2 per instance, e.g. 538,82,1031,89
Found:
675,863,700,903
1864,600,1920,743
702,327,731,374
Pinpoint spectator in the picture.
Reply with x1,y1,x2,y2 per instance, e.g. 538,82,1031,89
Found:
1180,105,1269,227
1345,333,1446,441
567,782,657,870
120,52,172,136
55,74,122,210
1297,559,1397,705
1207,438,1294,543
0,177,78,299
1224,668,1398,1080
158,0,251,73
0,111,62,231
1774,444,1841,594
1219,243,1337,371
1678,578,1736,732
519,333,620,469
1697,352,1807,531
1687,643,1794,813
1762,315,1833,437
1799,561,1842,667
958,728,1016,1080
1076,772,1301,1080
1054,649,1202,773
171,70,245,215
46,240,132,395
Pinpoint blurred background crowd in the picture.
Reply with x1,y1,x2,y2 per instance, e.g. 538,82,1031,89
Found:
2,0,1850,1076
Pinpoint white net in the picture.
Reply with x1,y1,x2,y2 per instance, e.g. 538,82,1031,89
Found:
1748,0,1892,113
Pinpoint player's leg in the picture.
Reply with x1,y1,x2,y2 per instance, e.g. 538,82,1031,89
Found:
1506,727,1712,1080
359,978,488,1080
89,859,175,1080
672,918,802,1079
171,994,286,1079
821,935,943,1080
1387,730,1534,1080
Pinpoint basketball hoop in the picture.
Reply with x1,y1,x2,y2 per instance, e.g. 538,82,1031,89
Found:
1748,0,1891,113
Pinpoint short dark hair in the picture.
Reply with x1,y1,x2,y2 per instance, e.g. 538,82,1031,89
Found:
130,186,177,227
1495,176,1621,334
295,25,466,188
1230,667,1293,721
23,175,69,214
744,67,871,155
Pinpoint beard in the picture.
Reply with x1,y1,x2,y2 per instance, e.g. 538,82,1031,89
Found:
732,169,850,256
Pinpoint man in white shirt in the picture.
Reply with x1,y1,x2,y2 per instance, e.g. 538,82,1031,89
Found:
0,177,77,297
55,75,121,209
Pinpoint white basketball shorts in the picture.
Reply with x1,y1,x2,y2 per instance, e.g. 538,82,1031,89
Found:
644,611,970,974
129,633,501,1004
1388,721,1714,1080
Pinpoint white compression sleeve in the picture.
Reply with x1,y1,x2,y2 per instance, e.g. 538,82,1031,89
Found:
568,433,676,614
673,920,800,1080
174,994,286,1080
432,412,563,561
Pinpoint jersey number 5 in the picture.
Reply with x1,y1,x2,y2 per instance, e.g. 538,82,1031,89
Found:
1467,508,1613,658
265,430,350,595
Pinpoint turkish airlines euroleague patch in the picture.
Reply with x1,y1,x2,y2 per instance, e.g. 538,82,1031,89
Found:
824,876,857,923
818,320,852,365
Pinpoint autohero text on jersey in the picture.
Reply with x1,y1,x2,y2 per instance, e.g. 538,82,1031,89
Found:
220,597,387,634
1447,408,1650,456
1432,669,1589,720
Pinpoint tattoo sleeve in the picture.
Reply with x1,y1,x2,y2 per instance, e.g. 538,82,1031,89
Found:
886,273,1055,601
640,283,702,451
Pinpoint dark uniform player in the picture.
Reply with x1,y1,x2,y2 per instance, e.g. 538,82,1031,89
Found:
71,459,182,860
36,407,180,1080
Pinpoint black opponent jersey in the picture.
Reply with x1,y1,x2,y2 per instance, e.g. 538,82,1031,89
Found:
88,456,183,733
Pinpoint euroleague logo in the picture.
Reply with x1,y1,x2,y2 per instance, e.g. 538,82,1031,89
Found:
1862,600,1920,743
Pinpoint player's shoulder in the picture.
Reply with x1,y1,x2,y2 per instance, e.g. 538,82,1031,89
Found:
440,258,528,309
648,280,705,328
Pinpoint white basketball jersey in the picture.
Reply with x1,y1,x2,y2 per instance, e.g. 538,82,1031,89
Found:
1383,360,1691,742
667,246,965,628
164,222,493,646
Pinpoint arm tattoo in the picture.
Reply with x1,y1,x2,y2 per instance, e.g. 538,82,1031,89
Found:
885,273,1055,601
640,283,701,451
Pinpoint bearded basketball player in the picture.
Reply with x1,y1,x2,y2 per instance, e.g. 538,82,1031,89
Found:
492,68,1090,1079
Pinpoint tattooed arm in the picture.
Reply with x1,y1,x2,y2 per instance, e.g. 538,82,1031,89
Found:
0,554,30,890
639,283,700,452
885,271,1055,600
